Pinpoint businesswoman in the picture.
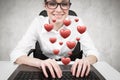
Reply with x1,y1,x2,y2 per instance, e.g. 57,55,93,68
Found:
10,0,99,78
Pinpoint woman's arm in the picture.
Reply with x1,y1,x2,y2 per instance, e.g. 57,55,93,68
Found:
15,55,42,68
84,55,97,64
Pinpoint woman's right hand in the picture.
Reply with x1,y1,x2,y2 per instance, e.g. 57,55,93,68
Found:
15,56,62,78
36,59,62,78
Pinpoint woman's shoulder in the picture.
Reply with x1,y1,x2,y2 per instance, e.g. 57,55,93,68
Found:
34,16,48,21
29,16,48,30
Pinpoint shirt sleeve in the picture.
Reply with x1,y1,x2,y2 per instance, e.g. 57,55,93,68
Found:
10,17,40,63
80,31,100,61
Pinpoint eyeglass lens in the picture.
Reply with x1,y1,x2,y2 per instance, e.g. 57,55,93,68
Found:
46,1,71,9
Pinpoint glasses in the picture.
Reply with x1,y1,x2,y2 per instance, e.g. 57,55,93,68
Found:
45,1,71,10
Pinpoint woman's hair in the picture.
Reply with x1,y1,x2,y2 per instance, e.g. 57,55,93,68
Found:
44,0,47,2
44,0,70,2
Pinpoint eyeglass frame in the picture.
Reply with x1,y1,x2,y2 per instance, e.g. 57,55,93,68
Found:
45,1,72,10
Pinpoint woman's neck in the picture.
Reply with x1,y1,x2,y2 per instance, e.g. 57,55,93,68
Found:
50,20,63,31
53,22,63,31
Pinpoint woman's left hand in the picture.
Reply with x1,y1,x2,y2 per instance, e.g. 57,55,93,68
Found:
71,58,90,77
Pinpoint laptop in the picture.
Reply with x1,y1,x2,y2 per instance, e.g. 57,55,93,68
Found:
8,63,106,80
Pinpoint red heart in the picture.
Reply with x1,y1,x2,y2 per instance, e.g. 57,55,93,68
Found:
60,29,71,38
75,18,79,22
53,49,59,55
61,57,71,65
66,41,76,49
77,25,86,34
76,37,80,41
49,37,57,43
52,19,56,23
44,24,53,32
68,51,72,56
63,19,71,26
59,41,63,45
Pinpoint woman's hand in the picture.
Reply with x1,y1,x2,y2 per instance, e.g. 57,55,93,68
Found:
15,56,62,78
71,58,90,77
37,59,62,78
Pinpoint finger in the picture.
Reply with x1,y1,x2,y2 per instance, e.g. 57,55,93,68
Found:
50,59,62,78
53,59,62,74
85,61,90,76
76,60,83,77
47,60,55,78
41,64,48,78
81,60,87,77
71,59,79,76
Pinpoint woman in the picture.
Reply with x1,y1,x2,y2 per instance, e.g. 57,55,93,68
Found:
10,0,99,78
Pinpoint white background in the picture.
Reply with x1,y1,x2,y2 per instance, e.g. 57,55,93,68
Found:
0,0,120,72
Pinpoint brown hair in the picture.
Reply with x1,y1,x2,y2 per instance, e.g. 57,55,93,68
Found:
44,0,70,2
44,0,46,2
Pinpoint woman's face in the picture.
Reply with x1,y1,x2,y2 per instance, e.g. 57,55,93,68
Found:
44,0,70,23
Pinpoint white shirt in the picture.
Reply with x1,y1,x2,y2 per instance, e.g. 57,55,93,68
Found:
10,16,99,63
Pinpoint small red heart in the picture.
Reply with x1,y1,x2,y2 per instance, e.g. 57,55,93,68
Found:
49,37,57,43
77,25,86,34
76,37,80,41
61,57,71,65
60,29,71,38
66,41,76,49
68,51,72,56
52,19,56,23
44,24,53,32
63,19,71,26
53,49,59,55
75,18,79,22
59,41,63,45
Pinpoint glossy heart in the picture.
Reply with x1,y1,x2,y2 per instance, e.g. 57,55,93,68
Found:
63,19,71,26
49,37,57,43
53,49,59,55
75,18,79,22
52,19,56,23
76,37,80,41
60,29,71,38
61,57,71,65
68,51,72,56
66,41,76,49
59,41,63,45
77,25,86,34
44,24,53,32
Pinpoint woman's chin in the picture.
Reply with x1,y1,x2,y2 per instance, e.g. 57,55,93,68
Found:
52,16,66,23
56,19,64,23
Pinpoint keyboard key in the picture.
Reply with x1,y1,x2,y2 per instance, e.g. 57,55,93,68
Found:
14,71,101,80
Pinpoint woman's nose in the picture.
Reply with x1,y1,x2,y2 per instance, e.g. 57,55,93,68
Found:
55,5,63,12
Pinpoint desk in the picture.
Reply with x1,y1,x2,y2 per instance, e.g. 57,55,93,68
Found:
0,61,120,80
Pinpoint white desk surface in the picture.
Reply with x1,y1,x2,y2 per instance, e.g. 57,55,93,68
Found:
0,61,120,80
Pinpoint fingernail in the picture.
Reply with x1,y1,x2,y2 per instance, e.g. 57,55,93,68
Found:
72,73,74,76
76,76,78,78
46,75,48,78
72,73,73,76
58,75,61,78
81,74,83,77
86,73,88,76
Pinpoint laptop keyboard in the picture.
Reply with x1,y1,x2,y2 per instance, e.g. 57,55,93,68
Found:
14,71,100,80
